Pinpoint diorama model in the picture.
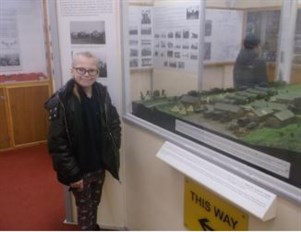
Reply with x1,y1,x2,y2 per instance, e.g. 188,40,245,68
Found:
133,81,301,156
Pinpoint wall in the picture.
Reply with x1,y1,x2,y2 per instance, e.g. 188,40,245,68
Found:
130,64,234,100
123,123,301,230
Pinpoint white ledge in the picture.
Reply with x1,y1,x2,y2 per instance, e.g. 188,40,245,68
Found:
156,141,277,221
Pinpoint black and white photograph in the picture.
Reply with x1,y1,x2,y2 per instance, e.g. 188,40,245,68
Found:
141,27,152,35
167,50,173,58
169,61,177,68
175,43,181,49
167,32,174,39
175,30,182,39
183,29,189,39
175,51,181,58
130,59,139,68
167,42,173,49
141,58,152,67
70,21,106,45
190,52,198,60
129,27,139,35
129,40,139,46
130,49,139,57
182,52,189,59
191,42,198,50
205,20,212,36
182,43,189,50
141,47,152,56
0,53,20,67
186,6,199,20
141,9,151,24
178,61,185,69
141,39,152,46
0,11,21,71
204,42,211,60
191,32,198,39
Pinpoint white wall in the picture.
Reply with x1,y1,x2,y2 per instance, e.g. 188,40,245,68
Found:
123,123,301,230
130,64,234,100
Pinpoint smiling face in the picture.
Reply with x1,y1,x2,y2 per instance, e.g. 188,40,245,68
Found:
71,53,99,89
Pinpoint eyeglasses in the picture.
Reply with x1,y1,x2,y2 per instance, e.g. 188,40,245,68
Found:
73,67,99,76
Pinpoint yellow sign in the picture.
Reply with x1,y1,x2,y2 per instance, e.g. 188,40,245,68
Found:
184,178,248,231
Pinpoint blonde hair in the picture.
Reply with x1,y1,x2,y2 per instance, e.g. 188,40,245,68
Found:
72,51,101,69
73,84,81,101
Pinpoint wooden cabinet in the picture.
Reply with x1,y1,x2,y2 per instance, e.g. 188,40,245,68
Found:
0,80,51,150
291,64,301,84
0,88,10,149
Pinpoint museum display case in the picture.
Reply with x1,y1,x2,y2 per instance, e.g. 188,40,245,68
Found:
0,0,52,150
122,0,301,202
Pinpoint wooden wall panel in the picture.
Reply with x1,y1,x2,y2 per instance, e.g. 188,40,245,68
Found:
0,88,10,149
8,85,49,146
291,65,301,84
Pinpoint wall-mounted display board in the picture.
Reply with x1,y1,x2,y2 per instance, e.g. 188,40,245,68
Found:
129,4,244,72
204,9,243,63
129,6,153,69
152,3,201,73
0,0,48,74
56,0,120,105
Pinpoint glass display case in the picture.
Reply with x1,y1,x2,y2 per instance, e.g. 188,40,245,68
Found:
0,0,52,150
0,0,50,82
122,0,301,202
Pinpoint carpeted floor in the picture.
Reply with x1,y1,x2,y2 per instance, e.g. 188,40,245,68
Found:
0,143,79,230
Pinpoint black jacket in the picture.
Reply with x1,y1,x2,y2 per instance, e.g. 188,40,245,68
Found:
44,79,121,185
233,48,268,89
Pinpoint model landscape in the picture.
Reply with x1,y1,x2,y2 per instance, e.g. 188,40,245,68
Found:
133,82,301,154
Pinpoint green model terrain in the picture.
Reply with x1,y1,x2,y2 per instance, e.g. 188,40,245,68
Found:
242,122,301,153
242,84,301,154
135,83,301,154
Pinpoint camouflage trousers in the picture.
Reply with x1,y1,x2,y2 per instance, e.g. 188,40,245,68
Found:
71,170,105,231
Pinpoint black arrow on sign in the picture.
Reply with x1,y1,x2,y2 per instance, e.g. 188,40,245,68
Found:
199,218,214,231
